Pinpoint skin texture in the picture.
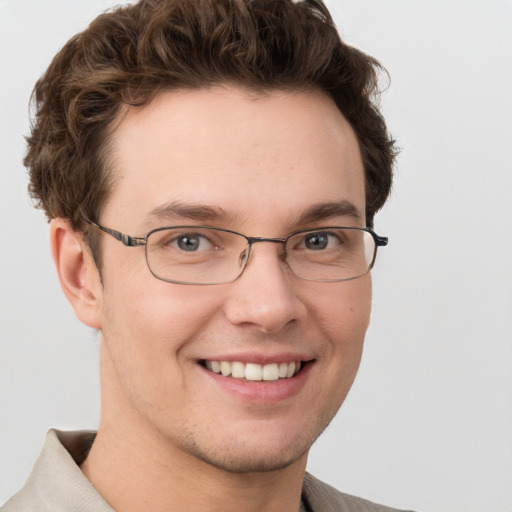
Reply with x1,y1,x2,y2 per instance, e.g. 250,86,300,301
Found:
51,86,372,512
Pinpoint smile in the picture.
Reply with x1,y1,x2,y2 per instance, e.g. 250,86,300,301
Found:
202,360,302,381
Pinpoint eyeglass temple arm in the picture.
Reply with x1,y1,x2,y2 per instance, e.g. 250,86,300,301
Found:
88,222,146,247
375,235,388,247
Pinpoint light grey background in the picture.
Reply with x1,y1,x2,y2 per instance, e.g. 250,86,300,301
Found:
1,1,511,511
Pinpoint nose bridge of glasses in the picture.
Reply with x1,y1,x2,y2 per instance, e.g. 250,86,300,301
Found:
241,236,288,269
247,236,287,246
248,237,287,257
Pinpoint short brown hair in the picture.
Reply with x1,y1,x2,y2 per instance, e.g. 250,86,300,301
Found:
25,0,396,248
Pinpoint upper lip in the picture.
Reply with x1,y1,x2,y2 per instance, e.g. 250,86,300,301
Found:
198,352,315,365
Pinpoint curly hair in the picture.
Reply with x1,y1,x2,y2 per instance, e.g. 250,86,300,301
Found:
25,0,396,257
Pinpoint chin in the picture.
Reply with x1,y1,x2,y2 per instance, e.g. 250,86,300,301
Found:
171,417,331,475
190,442,308,474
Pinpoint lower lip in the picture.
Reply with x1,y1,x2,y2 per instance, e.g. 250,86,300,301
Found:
199,362,313,404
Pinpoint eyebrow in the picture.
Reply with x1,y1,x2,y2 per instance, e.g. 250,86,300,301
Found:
295,200,362,225
145,201,235,224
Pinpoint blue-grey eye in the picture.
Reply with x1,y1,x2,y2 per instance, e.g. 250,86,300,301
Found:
175,234,212,251
304,232,329,250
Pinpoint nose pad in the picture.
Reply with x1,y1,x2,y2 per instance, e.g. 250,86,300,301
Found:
278,244,287,263
238,247,249,268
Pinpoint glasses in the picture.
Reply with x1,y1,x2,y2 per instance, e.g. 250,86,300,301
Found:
88,222,388,285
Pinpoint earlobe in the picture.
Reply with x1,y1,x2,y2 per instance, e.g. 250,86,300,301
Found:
50,218,103,329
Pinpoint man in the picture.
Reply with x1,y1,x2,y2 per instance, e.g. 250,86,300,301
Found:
1,0,408,511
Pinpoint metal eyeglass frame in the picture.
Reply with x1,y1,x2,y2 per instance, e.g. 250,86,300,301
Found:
87,221,388,285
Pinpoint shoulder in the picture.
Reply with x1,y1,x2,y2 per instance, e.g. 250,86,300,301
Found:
1,430,110,512
302,473,415,512
1,490,37,512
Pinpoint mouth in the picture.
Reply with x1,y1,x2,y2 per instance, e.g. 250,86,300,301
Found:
200,360,308,381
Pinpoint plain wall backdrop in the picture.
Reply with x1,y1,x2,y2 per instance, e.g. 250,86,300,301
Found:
1,1,511,511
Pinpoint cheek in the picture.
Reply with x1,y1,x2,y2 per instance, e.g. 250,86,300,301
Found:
309,277,371,387
309,275,372,341
300,278,371,428
100,275,226,361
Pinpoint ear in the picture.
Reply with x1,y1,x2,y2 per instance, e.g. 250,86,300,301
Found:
50,218,103,329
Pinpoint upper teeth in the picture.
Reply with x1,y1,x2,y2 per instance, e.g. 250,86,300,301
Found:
205,360,301,381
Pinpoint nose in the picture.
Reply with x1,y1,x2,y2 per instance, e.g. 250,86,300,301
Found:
223,242,306,333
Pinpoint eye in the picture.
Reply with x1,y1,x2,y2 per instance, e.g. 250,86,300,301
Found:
173,233,213,252
301,232,341,250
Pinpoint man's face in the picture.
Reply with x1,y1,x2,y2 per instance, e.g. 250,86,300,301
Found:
93,86,371,473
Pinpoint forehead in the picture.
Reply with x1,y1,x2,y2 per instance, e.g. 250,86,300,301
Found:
105,86,365,231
